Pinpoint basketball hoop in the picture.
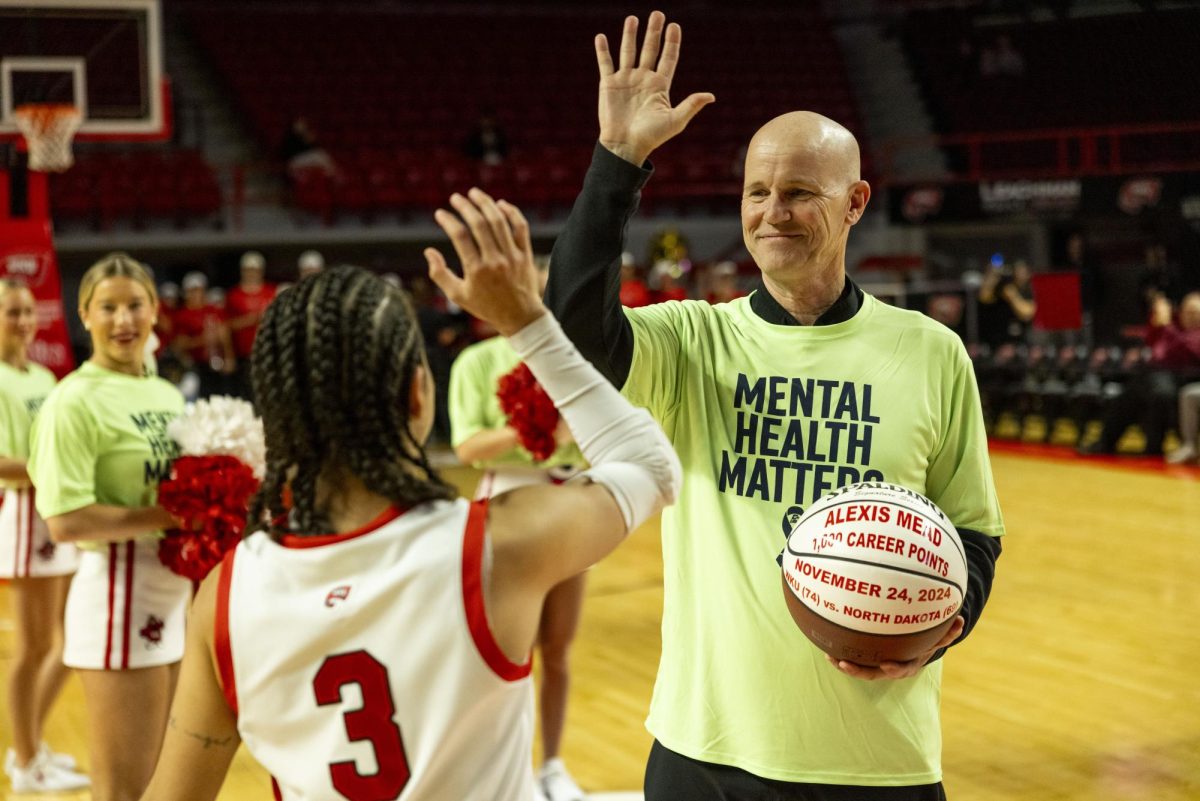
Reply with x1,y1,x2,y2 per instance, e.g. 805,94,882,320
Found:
13,104,83,172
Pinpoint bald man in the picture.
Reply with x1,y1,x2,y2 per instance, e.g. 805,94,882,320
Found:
544,12,1004,801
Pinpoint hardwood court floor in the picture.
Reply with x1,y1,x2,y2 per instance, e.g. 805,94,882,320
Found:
2,449,1197,800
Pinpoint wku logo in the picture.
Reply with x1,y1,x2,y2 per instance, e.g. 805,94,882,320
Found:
140,615,165,646
36,541,57,561
325,585,352,608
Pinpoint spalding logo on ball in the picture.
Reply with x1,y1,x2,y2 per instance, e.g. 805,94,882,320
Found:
781,481,967,666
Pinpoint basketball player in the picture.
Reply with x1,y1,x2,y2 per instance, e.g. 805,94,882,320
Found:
449,256,588,801
137,191,680,801
544,13,1005,799
0,279,88,793
28,254,189,801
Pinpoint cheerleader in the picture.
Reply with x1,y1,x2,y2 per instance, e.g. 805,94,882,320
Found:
0,279,87,792
28,254,187,801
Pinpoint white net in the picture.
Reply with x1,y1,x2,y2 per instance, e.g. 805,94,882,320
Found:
13,104,83,172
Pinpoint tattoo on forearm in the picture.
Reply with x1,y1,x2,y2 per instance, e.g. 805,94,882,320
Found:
169,716,236,750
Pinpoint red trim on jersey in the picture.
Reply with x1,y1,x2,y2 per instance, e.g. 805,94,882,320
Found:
122,541,135,669
279,505,405,549
214,549,239,715
104,543,117,670
461,499,532,681
270,777,282,801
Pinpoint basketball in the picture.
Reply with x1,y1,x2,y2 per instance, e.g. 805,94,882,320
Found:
781,482,968,666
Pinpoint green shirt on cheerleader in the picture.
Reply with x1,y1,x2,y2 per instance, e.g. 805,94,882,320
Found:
28,361,184,546
448,334,585,469
625,292,1004,785
0,360,56,490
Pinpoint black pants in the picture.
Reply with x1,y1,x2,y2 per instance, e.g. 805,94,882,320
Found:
645,741,947,801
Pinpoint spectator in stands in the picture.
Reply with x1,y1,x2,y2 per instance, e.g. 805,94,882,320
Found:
205,287,226,312
1166,382,1200,464
951,36,977,91
650,260,689,304
155,281,179,353
298,249,325,280
618,252,652,308
158,281,179,314
704,260,745,304
171,272,236,399
464,110,509,166
1083,292,1200,456
1063,231,1102,321
409,275,468,445
980,34,1025,78
1139,242,1182,310
977,261,1036,348
226,251,278,399
279,116,338,178
151,281,186,386
994,34,1026,76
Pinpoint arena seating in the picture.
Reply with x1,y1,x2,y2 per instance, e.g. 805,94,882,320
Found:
49,149,222,230
183,6,862,222
972,340,1153,444
902,9,1200,138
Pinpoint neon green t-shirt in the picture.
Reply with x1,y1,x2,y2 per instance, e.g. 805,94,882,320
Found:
625,292,1004,785
448,335,584,469
0,360,57,490
29,361,184,547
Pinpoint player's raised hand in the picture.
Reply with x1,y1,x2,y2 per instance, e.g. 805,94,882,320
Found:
595,11,714,166
424,188,546,337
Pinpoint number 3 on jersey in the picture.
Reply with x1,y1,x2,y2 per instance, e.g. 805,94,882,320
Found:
313,650,410,801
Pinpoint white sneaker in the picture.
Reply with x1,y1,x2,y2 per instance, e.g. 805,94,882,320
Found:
539,758,585,801
9,753,91,793
533,780,551,801
40,742,78,771
6,743,78,776
1166,444,1197,464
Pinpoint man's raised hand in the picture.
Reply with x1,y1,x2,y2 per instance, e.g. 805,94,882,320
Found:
595,11,714,166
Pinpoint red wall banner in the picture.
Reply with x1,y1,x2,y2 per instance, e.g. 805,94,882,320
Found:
1,169,77,378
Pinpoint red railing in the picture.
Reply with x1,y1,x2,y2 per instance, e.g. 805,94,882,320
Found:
879,121,1200,184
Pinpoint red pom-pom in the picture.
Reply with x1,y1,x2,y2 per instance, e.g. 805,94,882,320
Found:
157,455,260,582
496,362,559,462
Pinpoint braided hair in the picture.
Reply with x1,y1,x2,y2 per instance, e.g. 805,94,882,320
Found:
248,265,456,537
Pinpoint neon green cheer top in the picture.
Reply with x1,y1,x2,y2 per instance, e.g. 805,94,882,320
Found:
0,360,56,490
449,334,584,469
29,361,184,546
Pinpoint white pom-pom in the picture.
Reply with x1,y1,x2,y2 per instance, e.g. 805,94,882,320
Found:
168,396,267,479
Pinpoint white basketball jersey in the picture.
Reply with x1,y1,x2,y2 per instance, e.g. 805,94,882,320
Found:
215,498,536,801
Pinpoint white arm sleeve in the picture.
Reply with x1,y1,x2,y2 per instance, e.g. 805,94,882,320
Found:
506,312,682,532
